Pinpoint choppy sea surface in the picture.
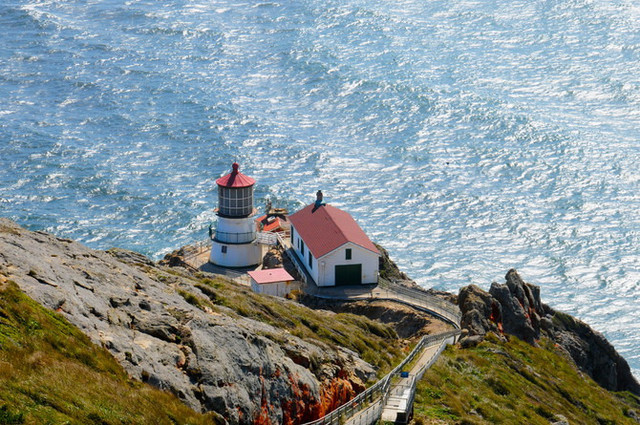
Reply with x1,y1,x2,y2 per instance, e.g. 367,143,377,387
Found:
1,0,639,377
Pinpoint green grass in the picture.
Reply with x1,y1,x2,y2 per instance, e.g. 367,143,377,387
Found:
0,281,223,425
413,332,640,424
165,272,405,379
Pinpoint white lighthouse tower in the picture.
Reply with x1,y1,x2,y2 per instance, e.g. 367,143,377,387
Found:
209,163,263,268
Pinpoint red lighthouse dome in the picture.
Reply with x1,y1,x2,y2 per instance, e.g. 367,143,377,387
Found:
216,162,255,188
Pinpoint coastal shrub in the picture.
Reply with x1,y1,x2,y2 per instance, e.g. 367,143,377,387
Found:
487,377,510,396
194,283,221,303
0,405,23,424
178,290,203,309
413,336,640,424
552,310,576,329
0,225,20,236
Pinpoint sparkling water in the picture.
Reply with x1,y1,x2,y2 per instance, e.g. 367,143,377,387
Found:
1,0,639,377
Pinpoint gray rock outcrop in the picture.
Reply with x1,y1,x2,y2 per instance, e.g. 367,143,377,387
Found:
458,284,502,338
458,269,640,396
0,219,375,424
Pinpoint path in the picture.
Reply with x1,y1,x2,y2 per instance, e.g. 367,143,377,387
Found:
282,241,462,425
381,343,442,422
182,241,251,285
343,342,444,425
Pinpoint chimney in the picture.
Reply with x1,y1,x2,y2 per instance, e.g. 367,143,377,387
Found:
315,190,324,208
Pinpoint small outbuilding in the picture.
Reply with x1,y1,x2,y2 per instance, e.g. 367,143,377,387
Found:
248,268,298,297
288,193,380,287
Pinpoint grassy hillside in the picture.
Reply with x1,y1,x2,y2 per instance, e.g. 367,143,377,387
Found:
159,268,405,377
414,332,640,424
0,281,223,425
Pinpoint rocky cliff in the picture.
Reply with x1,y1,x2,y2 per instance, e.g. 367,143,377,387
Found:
458,269,640,396
4,218,639,424
0,219,402,424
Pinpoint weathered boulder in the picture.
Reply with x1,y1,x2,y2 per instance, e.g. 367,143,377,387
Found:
458,284,502,339
375,243,411,283
0,219,376,424
458,269,640,396
459,335,484,348
158,247,195,270
626,409,640,423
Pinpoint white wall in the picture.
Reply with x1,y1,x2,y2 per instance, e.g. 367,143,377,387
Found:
290,224,320,284
250,279,301,297
210,240,263,268
318,242,379,286
215,216,256,244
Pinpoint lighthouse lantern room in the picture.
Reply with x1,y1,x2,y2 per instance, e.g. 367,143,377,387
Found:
209,163,263,267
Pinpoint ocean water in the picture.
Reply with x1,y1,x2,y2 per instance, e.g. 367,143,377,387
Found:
1,0,639,377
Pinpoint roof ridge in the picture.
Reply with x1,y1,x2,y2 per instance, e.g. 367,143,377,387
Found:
323,204,345,239
289,202,379,259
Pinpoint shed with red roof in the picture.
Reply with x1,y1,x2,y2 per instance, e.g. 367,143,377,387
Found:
248,268,299,297
288,194,380,287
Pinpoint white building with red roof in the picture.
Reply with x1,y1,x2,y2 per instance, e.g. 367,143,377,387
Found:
288,192,380,286
248,268,298,297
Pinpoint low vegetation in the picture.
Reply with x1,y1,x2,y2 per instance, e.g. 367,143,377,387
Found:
170,271,405,377
9,247,635,425
413,332,640,424
0,281,222,425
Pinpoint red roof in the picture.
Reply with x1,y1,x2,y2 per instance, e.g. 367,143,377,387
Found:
255,215,285,233
289,203,380,258
248,268,294,284
216,163,256,188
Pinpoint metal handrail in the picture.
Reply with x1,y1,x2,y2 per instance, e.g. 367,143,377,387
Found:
181,239,211,266
269,234,462,425
276,233,308,285
302,329,461,425
378,277,462,324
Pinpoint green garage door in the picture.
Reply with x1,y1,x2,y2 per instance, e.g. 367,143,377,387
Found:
335,264,362,286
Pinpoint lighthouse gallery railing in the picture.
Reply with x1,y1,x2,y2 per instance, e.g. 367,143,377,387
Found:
211,230,256,244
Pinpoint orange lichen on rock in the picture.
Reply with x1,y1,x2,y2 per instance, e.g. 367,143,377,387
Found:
277,370,366,425
278,374,323,425
254,373,272,425
318,370,364,416
489,301,504,334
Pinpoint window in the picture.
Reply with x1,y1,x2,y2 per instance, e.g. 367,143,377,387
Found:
301,240,305,256
218,186,253,217
291,228,295,244
308,252,313,269
221,245,227,253
345,248,352,260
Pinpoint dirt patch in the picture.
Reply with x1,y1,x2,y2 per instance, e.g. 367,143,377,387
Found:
302,297,452,339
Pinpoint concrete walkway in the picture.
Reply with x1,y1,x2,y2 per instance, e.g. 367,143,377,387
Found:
340,337,451,425
381,339,444,422
182,243,252,286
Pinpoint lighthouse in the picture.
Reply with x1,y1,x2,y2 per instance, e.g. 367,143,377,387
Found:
209,163,263,268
